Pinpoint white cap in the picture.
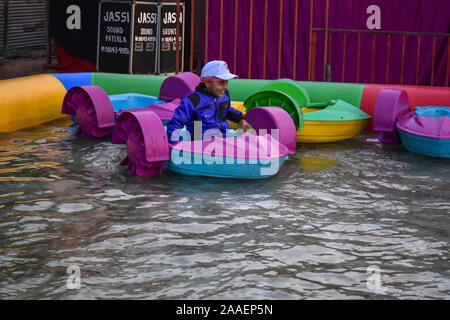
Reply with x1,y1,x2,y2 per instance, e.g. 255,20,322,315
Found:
201,60,238,80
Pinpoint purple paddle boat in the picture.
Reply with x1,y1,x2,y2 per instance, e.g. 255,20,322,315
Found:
61,72,201,137
374,88,450,158
111,107,297,179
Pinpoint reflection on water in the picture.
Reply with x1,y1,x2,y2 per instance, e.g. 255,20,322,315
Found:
0,119,449,299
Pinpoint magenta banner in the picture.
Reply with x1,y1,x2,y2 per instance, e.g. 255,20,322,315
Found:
203,0,450,86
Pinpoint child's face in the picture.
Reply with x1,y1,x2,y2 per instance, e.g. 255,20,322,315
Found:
205,79,228,97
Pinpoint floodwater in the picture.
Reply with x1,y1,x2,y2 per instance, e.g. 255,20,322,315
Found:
0,117,448,299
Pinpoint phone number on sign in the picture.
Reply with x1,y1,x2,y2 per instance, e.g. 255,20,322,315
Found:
100,46,129,54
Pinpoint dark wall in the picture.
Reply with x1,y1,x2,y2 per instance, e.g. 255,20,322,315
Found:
185,0,206,73
49,0,101,64
49,0,200,69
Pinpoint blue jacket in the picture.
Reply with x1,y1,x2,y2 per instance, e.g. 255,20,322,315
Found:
166,83,244,144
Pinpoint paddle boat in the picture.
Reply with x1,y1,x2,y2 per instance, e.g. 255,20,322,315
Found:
61,72,201,137
374,88,450,158
243,79,371,143
111,106,297,179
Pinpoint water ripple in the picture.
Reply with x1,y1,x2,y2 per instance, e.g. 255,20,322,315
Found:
0,125,449,299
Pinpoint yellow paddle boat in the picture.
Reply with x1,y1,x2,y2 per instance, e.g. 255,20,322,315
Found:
243,79,371,143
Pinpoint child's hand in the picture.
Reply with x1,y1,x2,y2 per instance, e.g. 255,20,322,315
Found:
239,119,251,132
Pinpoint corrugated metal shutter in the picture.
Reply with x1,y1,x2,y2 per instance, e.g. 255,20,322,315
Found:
0,1,5,51
5,0,46,50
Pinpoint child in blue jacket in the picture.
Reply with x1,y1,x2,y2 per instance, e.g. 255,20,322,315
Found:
166,60,250,144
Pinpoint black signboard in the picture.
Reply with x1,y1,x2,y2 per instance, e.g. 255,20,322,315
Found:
97,1,132,73
158,3,185,74
132,3,159,74
49,0,101,64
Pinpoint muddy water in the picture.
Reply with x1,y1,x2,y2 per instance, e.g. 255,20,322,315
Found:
0,118,448,299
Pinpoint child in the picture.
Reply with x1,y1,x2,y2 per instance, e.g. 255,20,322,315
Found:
166,60,250,144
